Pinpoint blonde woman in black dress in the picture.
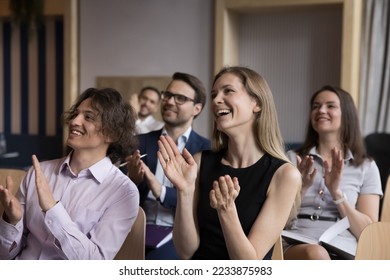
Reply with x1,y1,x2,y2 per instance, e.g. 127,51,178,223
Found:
157,66,301,260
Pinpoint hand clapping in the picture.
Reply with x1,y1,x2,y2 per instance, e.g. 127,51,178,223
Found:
323,147,344,194
157,135,198,194
0,175,22,225
209,175,240,211
296,155,317,190
32,154,57,212
125,150,145,185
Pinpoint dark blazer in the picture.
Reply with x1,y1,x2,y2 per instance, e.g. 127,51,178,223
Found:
137,128,211,209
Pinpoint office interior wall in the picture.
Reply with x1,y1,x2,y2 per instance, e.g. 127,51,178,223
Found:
240,5,342,143
79,0,214,139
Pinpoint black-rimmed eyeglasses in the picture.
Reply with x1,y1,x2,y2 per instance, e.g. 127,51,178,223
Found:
161,91,196,105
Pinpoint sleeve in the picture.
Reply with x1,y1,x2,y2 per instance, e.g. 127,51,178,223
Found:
160,186,177,210
0,218,24,259
44,184,140,260
203,139,211,150
0,173,29,260
361,160,383,197
286,150,298,166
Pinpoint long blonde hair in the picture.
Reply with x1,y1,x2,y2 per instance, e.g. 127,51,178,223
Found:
211,66,288,162
211,66,300,224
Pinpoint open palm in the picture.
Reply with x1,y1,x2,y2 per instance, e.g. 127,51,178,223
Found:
157,135,198,193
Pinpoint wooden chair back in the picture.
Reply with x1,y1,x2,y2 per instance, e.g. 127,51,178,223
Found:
355,221,390,260
0,168,27,214
271,235,284,260
114,207,146,260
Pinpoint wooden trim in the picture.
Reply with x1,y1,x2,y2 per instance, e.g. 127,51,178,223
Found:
224,0,343,11
0,0,10,17
214,0,225,73
341,0,362,104
63,0,78,111
63,0,79,152
0,0,66,17
214,0,239,74
214,0,362,106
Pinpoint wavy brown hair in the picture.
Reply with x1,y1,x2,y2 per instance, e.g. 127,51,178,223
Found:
62,87,138,163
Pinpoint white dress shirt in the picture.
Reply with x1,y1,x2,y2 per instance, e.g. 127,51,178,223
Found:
135,115,164,134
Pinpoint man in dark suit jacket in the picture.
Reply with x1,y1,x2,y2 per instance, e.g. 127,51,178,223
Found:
125,72,210,259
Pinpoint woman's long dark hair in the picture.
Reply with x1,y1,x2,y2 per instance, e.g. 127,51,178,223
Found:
296,85,367,166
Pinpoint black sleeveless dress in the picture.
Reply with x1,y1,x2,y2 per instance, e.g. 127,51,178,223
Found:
192,149,286,260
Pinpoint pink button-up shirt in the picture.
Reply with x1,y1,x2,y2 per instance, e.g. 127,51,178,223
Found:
0,154,139,260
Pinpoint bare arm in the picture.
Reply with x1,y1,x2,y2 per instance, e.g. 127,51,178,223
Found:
336,194,379,238
324,148,380,238
173,154,201,259
217,163,301,259
157,135,200,259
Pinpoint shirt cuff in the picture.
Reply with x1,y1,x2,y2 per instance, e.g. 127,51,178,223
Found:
159,185,167,202
44,201,73,234
0,217,23,235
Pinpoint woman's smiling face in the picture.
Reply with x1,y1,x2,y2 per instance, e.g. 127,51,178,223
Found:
310,90,342,135
211,73,260,133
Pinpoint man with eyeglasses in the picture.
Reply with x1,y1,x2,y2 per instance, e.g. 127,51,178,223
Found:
124,72,210,259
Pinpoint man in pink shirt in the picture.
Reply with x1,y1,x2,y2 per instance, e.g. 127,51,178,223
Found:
0,88,140,259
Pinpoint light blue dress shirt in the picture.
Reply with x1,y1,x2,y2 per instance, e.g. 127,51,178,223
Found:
144,127,191,226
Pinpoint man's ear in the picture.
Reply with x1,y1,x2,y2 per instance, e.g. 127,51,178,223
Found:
105,135,113,144
193,103,202,117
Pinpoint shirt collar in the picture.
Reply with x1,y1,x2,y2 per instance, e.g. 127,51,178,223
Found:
161,126,192,143
89,157,114,183
59,153,72,173
308,146,354,162
59,152,113,183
